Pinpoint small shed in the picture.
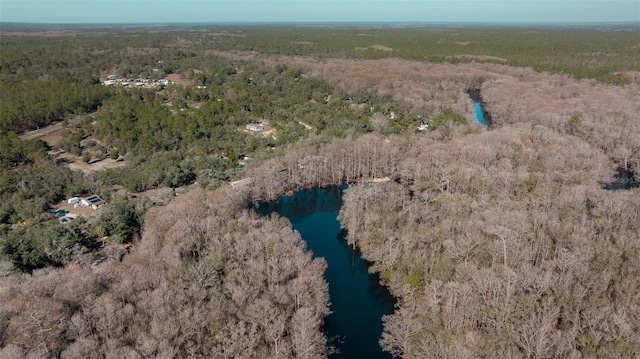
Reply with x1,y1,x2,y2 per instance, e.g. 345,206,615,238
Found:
81,195,106,210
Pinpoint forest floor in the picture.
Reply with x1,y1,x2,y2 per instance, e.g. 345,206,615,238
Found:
38,126,65,146
49,150,126,175
67,155,126,174
166,73,194,86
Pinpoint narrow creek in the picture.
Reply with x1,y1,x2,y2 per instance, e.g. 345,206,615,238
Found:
257,186,395,358
473,102,488,128
467,88,491,128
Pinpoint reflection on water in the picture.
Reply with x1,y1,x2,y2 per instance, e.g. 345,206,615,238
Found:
257,186,395,359
259,186,345,221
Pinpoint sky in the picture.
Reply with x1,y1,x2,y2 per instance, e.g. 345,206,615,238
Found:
1,0,639,24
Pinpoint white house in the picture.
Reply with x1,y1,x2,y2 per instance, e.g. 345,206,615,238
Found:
246,123,264,132
81,195,106,210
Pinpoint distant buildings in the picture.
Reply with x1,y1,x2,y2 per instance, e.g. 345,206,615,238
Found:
102,75,173,88
244,120,276,138
49,194,108,224
67,194,106,210
246,123,264,132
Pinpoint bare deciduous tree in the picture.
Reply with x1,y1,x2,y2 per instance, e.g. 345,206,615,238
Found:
290,307,326,359
379,306,424,358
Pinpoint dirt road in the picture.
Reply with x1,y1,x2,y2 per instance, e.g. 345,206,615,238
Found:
18,122,63,140
18,113,90,141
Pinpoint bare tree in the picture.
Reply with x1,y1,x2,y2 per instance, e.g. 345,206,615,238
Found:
379,306,424,358
370,112,388,134
290,307,326,359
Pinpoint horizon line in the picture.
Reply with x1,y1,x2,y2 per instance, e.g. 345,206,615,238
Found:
2,20,639,26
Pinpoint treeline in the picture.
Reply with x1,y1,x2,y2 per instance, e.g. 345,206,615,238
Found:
0,188,329,358
209,25,639,84
1,196,147,272
242,118,472,203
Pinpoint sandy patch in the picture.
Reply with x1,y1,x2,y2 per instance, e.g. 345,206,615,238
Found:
292,41,315,46
370,44,393,52
70,157,127,175
355,44,394,52
39,127,66,147
53,151,126,175
451,54,508,62
619,71,640,83
53,201,98,218
167,73,194,86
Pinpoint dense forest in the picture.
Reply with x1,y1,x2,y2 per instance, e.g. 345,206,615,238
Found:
1,188,329,358
1,24,639,358
209,25,640,85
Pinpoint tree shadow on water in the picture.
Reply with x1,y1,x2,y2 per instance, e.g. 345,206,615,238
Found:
603,166,638,190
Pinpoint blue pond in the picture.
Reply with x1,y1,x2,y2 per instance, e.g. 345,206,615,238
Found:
257,186,395,359
473,102,488,128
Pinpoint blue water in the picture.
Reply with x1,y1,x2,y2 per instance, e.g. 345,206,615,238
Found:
473,102,487,128
257,186,395,359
